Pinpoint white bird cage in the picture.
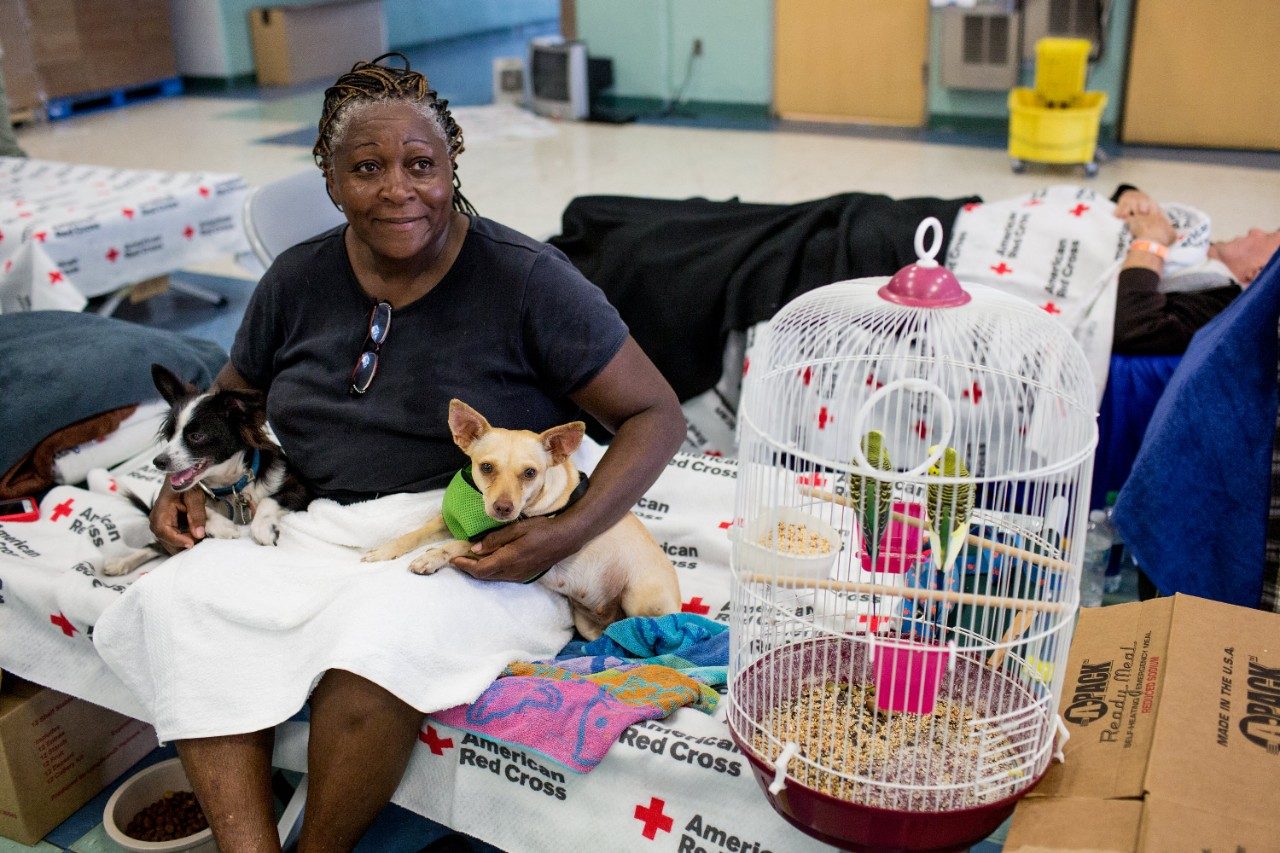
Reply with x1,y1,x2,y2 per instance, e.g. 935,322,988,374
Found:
726,219,1097,852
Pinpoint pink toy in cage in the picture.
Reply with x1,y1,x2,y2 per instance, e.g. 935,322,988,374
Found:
871,637,956,715
859,501,927,574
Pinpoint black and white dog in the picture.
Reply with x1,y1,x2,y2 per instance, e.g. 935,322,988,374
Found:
102,364,312,576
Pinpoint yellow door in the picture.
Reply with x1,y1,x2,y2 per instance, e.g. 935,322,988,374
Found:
774,0,929,126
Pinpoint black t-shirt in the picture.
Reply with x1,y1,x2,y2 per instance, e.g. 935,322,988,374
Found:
231,217,628,503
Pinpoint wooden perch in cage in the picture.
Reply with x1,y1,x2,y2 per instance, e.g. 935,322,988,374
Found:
799,486,1075,575
744,573,1071,614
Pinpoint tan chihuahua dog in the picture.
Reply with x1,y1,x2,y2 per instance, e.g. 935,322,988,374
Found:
363,399,681,639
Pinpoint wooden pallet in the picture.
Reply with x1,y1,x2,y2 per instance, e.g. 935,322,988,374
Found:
45,77,183,121
8,107,37,127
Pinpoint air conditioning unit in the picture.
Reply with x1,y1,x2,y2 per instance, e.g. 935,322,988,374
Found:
492,56,525,107
1022,0,1102,59
939,6,1021,91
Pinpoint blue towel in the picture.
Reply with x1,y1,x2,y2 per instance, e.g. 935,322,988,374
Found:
1114,250,1280,606
1092,353,1183,509
557,613,728,669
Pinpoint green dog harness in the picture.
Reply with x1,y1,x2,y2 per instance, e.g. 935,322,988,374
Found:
441,467,507,542
439,465,591,584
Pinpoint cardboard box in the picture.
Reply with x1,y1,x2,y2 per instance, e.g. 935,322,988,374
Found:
1006,595,1280,852
249,0,387,87
23,0,177,100
0,675,157,846
0,0,42,115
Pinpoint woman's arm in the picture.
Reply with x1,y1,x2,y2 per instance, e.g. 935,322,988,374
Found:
149,362,260,551
1112,202,1241,354
451,337,684,582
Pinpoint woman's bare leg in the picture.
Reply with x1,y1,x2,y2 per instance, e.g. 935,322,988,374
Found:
177,729,280,852
296,669,424,852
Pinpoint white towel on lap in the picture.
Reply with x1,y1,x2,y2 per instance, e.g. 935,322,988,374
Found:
93,490,572,742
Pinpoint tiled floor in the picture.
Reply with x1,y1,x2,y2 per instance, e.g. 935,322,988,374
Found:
7,18,1279,853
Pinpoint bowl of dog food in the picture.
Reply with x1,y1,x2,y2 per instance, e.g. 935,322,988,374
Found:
735,507,841,580
103,757,214,852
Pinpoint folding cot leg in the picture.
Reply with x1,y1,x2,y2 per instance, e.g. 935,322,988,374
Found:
277,774,308,848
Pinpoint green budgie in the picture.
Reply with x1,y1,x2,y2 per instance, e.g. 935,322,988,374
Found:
847,430,894,563
925,445,975,575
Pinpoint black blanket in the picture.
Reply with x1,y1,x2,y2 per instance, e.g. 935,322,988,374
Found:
548,192,978,402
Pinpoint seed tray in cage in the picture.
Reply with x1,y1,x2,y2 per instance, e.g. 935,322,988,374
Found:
728,635,1053,851
735,506,842,579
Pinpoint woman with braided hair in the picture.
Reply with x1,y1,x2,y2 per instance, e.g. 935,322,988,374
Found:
108,54,684,850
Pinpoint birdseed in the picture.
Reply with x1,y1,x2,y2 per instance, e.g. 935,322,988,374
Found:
759,521,832,555
751,680,1026,812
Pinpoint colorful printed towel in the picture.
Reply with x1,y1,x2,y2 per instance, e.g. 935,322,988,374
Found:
431,614,728,773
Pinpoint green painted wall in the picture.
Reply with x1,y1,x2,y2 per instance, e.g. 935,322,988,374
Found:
384,0,558,48
575,0,772,105
927,0,1133,130
219,0,557,79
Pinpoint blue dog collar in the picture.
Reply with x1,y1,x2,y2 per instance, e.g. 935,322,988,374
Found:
205,447,260,497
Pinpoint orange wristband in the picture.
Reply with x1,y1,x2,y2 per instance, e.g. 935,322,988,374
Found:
1130,239,1169,260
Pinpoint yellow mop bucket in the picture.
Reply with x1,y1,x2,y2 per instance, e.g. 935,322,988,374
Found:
1008,89,1107,168
1008,37,1106,175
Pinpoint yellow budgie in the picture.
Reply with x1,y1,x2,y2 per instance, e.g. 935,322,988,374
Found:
847,431,894,562
925,445,975,575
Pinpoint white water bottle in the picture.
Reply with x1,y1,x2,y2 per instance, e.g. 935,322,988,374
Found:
1080,509,1111,608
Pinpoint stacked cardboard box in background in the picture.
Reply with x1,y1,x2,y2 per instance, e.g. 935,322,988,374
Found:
1005,595,1280,852
0,673,157,845
0,0,41,118
1,0,177,118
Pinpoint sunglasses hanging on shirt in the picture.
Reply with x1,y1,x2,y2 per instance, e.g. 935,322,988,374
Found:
350,301,392,395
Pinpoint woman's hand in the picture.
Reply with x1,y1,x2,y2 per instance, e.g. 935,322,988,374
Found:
150,482,207,553
1124,205,1177,247
1115,188,1159,219
449,515,584,583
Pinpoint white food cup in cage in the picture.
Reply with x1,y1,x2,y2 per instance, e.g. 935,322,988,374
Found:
736,507,840,580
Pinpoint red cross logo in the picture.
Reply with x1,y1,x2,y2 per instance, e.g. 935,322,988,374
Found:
704,450,723,457
1025,198,1043,207
990,262,1013,276
915,419,929,440
105,247,119,262
198,186,211,198
962,202,981,212
634,797,673,840
33,230,47,242
418,725,455,755
717,520,732,530
1042,302,1062,315
50,612,77,637
183,225,195,239
817,406,834,430
121,207,135,219
48,270,64,284
681,597,711,615
742,356,749,376
799,366,812,386
50,498,75,521
796,472,829,488
1069,204,1090,217
961,382,983,404
865,374,883,390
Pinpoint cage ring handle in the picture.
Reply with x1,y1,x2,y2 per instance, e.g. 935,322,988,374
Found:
850,378,955,476
768,741,799,795
914,216,943,268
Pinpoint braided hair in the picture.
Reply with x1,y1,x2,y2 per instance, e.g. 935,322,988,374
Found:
313,52,477,216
